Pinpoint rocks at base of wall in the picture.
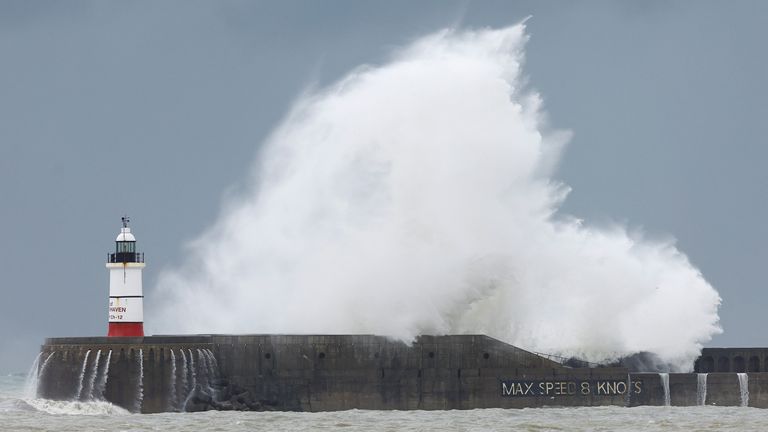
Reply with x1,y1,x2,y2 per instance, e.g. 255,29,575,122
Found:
184,380,284,412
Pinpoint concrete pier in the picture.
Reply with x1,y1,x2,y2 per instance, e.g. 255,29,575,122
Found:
35,335,768,412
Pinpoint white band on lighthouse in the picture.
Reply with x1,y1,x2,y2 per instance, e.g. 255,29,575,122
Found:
107,263,145,295
109,297,144,322
106,262,145,323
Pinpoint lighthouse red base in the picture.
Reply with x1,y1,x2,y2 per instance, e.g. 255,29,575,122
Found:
108,322,144,337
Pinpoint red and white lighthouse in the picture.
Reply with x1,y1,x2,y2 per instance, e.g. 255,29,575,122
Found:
107,216,145,337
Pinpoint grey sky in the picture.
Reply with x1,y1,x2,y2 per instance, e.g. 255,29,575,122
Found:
0,0,765,372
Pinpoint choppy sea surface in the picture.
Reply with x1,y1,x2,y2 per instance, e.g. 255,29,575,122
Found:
2,373,767,431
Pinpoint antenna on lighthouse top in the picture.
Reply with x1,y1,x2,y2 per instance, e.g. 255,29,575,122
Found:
122,215,130,228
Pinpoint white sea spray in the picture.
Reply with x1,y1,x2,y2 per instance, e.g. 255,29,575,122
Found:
150,23,721,370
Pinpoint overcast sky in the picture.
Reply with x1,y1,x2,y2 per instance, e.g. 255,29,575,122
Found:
1,0,766,372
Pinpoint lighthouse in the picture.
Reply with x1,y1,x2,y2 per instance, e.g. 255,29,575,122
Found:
106,216,145,337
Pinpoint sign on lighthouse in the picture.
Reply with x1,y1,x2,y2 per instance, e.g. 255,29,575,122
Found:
107,216,145,337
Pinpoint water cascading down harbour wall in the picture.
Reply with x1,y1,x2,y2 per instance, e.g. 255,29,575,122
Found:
31,335,768,412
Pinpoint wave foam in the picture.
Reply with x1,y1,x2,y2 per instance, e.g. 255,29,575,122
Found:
149,23,721,371
22,398,130,416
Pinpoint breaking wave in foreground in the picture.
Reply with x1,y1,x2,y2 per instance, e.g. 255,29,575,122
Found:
2,398,129,416
0,373,129,417
149,22,721,371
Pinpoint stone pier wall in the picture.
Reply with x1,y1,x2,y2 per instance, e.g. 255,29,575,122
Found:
36,335,768,412
39,336,213,413
696,348,768,373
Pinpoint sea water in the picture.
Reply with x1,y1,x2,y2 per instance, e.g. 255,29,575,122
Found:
1,371,767,431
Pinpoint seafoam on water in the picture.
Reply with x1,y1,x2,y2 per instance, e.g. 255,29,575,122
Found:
3,372,767,431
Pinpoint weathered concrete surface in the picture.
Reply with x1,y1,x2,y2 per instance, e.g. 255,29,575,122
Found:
36,335,768,413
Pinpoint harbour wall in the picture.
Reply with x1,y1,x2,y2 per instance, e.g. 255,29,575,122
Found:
695,348,768,373
35,335,766,412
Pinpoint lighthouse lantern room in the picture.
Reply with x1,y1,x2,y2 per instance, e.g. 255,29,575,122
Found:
107,216,145,337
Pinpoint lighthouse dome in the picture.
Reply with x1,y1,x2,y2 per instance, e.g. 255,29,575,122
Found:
116,227,136,242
